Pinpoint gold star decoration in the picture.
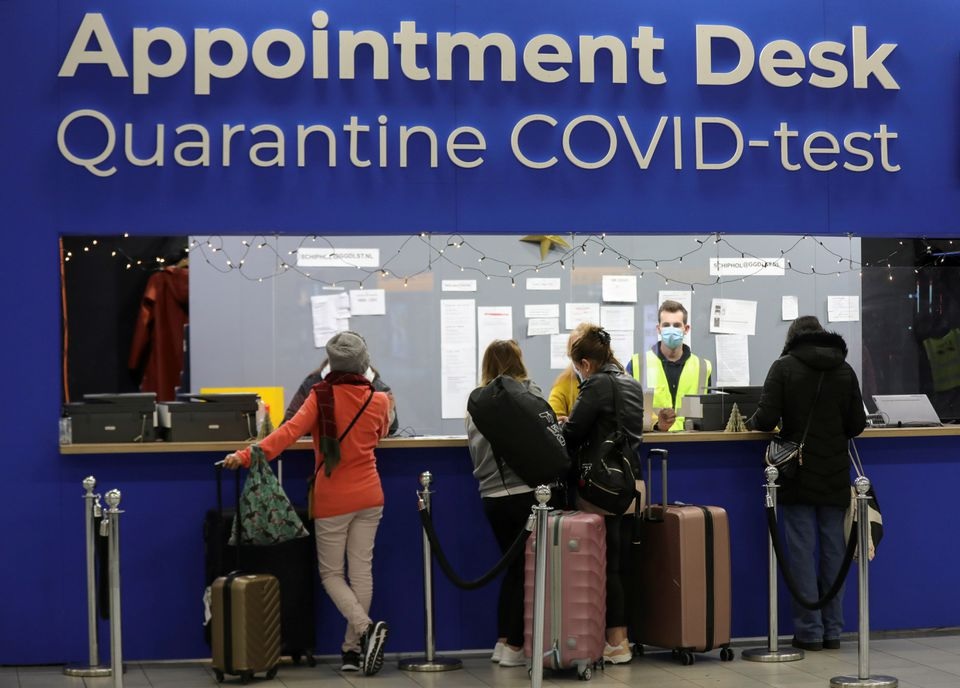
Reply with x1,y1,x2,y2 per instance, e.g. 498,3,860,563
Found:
520,235,571,260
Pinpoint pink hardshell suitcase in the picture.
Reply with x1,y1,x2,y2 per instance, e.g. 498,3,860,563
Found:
524,511,606,680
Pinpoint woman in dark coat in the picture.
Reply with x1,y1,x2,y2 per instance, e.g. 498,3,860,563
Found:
748,316,866,651
562,325,645,664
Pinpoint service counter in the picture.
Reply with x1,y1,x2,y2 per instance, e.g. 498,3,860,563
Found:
58,427,960,661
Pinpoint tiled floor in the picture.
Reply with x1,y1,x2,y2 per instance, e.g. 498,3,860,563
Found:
6,635,960,688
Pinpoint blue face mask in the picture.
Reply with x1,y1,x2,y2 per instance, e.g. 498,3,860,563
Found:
661,326,685,350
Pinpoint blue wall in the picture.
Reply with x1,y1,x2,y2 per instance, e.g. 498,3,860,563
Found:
2,0,960,664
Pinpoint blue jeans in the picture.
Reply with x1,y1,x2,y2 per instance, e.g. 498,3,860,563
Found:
781,504,847,642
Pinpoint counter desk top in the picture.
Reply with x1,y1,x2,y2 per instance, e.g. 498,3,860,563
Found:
59,425,960,454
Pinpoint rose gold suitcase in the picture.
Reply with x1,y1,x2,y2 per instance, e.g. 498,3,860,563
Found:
635,449,734,665
211,573,282,683
523,511,606,680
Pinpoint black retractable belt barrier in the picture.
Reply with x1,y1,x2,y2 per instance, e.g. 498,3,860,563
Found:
418,507,531,591
765,506,858,611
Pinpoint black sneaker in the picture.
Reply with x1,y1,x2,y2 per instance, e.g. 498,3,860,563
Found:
792,637,823,652
823,638,841,650
340,650,361,672
360,620,389,676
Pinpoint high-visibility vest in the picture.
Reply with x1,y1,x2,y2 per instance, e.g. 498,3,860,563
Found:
631,350,712,431
923,329,960,392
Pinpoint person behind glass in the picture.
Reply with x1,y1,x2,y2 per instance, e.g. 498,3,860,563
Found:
222,331,393,675
746,316,866,652
561,325,645,665
625,300,712,431
466,340,556,667
284,360,399,436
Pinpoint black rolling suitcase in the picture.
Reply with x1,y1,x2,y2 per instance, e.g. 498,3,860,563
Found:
204,465,317,666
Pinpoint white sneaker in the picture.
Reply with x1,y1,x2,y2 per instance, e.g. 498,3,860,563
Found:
491,641,505,663
604,641,632,665
499,645,526,667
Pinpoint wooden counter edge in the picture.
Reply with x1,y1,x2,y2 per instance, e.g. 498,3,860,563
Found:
59,425,960,454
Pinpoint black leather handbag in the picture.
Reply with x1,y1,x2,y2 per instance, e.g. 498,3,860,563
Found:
577,374,638,515
764,372,823,479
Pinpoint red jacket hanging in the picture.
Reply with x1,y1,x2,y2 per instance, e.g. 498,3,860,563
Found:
128,266,189,401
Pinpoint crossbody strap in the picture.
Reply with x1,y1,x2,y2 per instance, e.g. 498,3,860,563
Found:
312,387,375,480
798,372,825,448
607,371,625,432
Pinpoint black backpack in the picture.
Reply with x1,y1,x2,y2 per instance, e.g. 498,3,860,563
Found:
467,375,571,488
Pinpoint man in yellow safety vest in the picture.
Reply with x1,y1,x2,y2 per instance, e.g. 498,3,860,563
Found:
626,300,712,431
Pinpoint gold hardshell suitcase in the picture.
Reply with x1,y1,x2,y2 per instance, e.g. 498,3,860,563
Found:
211,573,281,683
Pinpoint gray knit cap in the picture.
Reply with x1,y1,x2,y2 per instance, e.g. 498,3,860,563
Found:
326,331,370,374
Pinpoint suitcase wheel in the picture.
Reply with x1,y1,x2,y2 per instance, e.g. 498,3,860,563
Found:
306,654,317,667
265,666,278,680
577,665,592,681
213,669,224,683
239,670,253,685
291,653,301,665
720,647,735,662
678,650,695,666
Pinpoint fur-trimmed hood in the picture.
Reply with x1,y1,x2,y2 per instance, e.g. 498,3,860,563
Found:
782,330,849,371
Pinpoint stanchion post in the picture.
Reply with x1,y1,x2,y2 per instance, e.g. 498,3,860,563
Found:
529,485,551,688
399,472,462,672
743,466,803,662
65,477,112,678
830,476,897,688
104,489,124,688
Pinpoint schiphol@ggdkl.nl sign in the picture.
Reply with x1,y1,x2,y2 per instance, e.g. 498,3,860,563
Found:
56,11,902,178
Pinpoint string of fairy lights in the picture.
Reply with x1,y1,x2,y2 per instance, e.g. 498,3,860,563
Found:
61,233,956,290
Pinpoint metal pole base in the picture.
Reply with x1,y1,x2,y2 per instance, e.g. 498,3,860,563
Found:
63,664,112,678
742,647,805,662
398,657,463,672
830,676,898,688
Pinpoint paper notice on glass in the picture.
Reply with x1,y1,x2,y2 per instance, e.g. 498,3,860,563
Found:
525,303,560,319
335,292,351,319
527,277,561,291
601,306,635,332
550,334,569,369
715,335,750,387
565,302,600,330
440,299,476,419
349,289,386,315
442,279,477,292
609,330,635,365
827,295,860,322
528,318,560,336
310,295,339,348
709,298,757,335
658,290,692,314
477,306,514,368
782,295,799,321
602,275,638,303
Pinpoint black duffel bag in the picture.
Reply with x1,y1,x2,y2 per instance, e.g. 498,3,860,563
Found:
467,375,571,488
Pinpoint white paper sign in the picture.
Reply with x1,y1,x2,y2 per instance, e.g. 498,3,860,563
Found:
297,247,380,268
658,290,693,314
782,295,799,321
565,302,600,330
709,298,758,336
550,334,570,369
526,278,561,291
349,289,386,315
477,306,514,369
827,295,860,322
528,318,560,336
709,257,786,276
609,331,635,366
715,334,751,387
441,280,477,292
310,295,341,348
602,275,638,303
440,299,476,419
524,304,560,319
600,306,635,332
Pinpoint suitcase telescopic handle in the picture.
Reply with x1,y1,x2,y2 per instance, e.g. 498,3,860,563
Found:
645,448,668,521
